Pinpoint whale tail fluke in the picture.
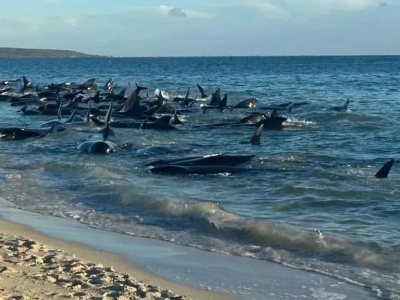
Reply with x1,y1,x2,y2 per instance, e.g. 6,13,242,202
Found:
375,159,395,178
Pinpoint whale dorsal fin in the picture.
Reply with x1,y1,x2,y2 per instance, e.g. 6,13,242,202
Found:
173,110,184,125
135,83,148,91
117,88,126,99
271,109,278,118
184,87,190,107
344,98,350,110
23,76,30,88
250,124,264,145
158,90,164,106
375,159,395,178
219,94,228,109
93,90,100,103
197,84,207,98
102,102,113,141
210,88,221,106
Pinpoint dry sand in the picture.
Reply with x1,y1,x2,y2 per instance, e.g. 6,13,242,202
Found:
0,218,232,300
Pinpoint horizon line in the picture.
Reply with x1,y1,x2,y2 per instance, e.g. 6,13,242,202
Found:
108,54,400,58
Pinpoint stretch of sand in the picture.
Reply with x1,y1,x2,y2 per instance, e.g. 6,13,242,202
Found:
0,218,231,300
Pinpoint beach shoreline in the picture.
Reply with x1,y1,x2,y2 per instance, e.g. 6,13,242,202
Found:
0,198,381,300
0,217,230,300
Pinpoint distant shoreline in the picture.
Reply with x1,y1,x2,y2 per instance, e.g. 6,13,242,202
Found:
0,48,398,59
0,47,104,59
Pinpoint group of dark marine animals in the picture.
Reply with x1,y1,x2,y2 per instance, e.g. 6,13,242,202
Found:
0,76,394,178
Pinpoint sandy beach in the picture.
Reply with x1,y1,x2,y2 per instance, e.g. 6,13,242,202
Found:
0,218,230,300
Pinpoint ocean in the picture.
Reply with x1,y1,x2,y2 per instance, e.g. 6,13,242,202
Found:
0,56,399,299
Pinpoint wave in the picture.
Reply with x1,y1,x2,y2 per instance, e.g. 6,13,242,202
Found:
1,165,399,298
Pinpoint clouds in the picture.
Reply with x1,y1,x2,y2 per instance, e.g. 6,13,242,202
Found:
158,5,211,18
167,7,187,17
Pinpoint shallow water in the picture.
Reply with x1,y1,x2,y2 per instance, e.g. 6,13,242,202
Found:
0,56,399,298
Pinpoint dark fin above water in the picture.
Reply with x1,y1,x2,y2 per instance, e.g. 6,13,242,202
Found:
104,79,113,92
92,90,100,103
209,88,221,106
197,84,208,98
157,90,164,107
219,94,228,110
172,110,184,125
117,88,126,99
250,124,264,145
375,159,395,178
102,102,114,141
344,98,350,110
135,83,148,91
184,87,190,107
23,76,30,88
271,109,279,118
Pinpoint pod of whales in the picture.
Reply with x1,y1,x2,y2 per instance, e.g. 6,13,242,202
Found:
0,76,395,181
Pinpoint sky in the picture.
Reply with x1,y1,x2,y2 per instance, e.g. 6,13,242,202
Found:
0,0,398,57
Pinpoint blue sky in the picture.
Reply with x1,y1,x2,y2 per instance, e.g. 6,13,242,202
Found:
0,0,398,56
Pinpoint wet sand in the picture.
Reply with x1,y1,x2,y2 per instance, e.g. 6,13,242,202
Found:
0,218,229,300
